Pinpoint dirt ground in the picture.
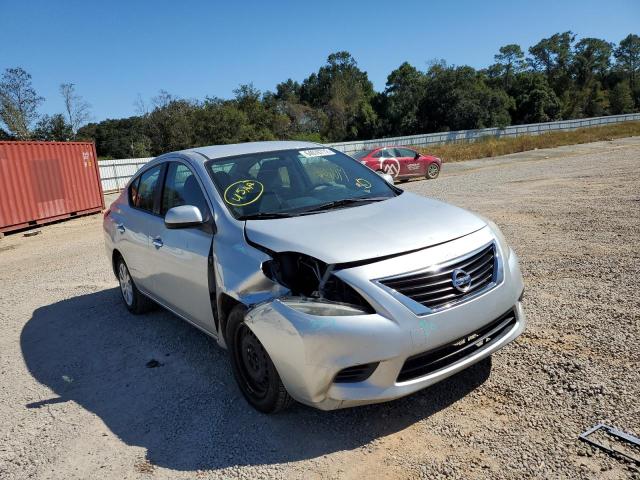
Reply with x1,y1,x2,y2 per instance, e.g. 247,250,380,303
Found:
1,138,639,479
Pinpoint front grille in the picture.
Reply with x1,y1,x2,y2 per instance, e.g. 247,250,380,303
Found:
397,309,517,382
378,243,497,311
334,362,379,383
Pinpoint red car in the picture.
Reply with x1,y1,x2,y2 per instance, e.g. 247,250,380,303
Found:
352,146,442,182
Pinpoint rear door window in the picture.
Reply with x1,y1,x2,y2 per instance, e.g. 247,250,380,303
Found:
397,148,417,157
381,148,395,158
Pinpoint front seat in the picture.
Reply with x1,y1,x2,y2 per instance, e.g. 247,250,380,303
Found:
256,160,288,212
182,175,209,219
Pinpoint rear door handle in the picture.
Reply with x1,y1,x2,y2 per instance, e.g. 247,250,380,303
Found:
116,223,125,233
152,237,163,249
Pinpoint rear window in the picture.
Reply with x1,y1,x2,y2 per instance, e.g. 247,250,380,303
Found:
351,150,371,160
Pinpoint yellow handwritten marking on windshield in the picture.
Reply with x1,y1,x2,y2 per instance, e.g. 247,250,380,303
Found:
223,180,264,207
355,178,372,188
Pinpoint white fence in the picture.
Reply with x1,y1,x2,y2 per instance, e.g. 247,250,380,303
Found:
329,113,640,154
99,113,640,192
99,157,152,192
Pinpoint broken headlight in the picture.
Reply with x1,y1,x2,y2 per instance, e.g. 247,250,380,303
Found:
261,251,374,313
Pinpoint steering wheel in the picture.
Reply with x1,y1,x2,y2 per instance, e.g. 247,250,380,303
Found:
312,182,333,190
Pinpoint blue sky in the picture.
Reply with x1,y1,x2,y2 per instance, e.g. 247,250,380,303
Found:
2,0,638,123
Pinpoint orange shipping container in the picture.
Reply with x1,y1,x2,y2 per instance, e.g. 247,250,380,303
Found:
0,141,104,234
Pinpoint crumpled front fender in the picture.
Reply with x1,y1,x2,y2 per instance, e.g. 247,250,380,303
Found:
244,299,409,407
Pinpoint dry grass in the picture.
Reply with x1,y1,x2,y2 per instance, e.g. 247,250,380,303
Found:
415,121,640,162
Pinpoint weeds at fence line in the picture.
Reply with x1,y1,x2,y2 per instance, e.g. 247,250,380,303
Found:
416,121,640,162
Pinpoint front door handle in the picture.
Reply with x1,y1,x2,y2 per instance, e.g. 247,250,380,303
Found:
116,223,125,234
152,237,163,249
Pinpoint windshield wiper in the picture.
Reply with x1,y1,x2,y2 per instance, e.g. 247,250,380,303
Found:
301,196,390,213
238,212,296,220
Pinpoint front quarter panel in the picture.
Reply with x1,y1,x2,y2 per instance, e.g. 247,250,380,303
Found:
245,300,408,406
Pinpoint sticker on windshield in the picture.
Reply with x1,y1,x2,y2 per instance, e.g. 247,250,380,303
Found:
355,178,372,189
299,148,335,158
224,180,264,207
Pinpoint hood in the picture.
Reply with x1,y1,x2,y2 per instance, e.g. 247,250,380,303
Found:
245,192,487,264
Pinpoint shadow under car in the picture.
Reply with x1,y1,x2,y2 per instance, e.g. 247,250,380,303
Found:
21,288,492,471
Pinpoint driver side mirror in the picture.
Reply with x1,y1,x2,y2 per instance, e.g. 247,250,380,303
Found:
414,152,421,160
164,205,204,229
379,172,395,184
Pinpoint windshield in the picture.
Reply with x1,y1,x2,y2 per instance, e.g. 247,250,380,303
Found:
205,148,399,219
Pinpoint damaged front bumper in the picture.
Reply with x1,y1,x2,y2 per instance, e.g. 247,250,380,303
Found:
246,299,525,410
243,225,526,410
244,244,526,410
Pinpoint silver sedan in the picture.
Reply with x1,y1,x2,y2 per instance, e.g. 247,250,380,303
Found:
104,141,525,413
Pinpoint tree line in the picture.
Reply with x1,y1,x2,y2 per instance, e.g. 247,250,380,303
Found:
1,32,638,158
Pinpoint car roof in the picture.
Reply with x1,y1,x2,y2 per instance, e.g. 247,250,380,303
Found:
180,140,323,162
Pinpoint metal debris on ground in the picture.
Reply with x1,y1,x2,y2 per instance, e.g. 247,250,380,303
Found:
579,424,640,465
145,359,162,368
23,230,42,237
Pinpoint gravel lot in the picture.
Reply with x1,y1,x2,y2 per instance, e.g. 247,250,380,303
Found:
1,138,639,479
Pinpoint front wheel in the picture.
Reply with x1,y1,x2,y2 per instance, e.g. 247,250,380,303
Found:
226,305,294,413
426,163,440,179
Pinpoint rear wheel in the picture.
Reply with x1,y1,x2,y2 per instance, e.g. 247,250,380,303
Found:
426,162,440,179
226,305,294,413
116,256,154,314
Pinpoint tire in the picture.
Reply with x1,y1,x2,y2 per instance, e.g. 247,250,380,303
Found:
116,256,154,314
226,305,294,413
426,162,440,179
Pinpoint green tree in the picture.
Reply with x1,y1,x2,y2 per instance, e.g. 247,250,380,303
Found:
417,64,513,132
192,98,251,145
609,81,634,113
300,51,378,141
614,34,640,104
493,44,526,89
233,83,277,140
573,38,613,86
78,116,150,158
583,81,608,117
509,72,561,123
529,32,576,100
33,114,73,141
0,67,44,139
381,62,426,135
144,92,197,154
273,79,301,102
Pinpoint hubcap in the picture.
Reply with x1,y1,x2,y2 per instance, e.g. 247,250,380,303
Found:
118,262,134,306
428,164,439,178
236,324,269,398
